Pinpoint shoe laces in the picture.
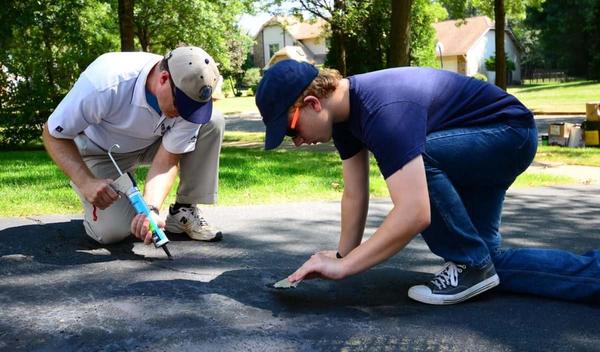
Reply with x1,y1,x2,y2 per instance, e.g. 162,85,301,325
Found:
186,207,209,227
431,262,466,289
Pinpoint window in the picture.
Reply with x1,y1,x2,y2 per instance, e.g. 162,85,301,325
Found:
269,44,280,57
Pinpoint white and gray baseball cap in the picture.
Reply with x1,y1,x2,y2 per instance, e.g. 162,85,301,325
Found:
165,46,220,124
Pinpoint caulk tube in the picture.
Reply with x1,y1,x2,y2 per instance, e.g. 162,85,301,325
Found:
127,187,170,247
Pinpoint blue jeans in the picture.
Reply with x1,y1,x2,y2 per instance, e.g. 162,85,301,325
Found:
421,123,600,303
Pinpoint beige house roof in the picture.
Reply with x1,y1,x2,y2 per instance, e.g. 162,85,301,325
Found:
255,16,328,41
433,16,494,56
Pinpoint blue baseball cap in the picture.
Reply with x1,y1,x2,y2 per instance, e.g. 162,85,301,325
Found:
255,60,319,150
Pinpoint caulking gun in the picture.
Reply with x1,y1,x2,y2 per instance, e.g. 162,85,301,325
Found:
108,144,172,260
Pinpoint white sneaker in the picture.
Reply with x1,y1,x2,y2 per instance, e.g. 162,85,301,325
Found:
165,205,223,242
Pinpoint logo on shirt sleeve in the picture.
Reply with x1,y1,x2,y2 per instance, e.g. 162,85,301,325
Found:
55,126,64,133
159,123,171,136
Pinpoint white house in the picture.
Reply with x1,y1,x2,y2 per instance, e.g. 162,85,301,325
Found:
252,16,329,70
433,16,522,83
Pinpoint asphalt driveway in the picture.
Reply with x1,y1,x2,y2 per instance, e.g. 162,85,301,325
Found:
1,185,599,351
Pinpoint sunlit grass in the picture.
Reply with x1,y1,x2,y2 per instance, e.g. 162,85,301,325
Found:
512,172,575,188
535,145,600,166
213,96,258,115
508,80,600,113
0,132,594,216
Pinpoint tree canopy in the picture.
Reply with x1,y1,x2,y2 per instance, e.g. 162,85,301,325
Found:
0,0,253,147
267,0,447,75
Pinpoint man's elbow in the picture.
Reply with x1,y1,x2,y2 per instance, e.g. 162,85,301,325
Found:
41,123,50,144
415,207,431,234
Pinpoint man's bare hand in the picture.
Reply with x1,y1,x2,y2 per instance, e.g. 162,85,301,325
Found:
81,178,119,209
130,213,166,245
288,251,347,283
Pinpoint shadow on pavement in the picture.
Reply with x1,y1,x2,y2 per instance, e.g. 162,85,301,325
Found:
0,220,144,265
1,187,599,351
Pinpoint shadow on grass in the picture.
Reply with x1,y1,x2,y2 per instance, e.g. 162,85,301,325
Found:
511,80,597,94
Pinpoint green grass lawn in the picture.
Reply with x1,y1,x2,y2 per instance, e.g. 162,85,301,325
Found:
508,80,600,113
2,132,594,216
214,96,258,116
536,145,600,166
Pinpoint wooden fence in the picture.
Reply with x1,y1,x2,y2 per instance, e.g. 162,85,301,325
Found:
521,69,570,83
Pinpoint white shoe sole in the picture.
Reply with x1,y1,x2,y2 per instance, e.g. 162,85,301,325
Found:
408,274,500,305
165,220,222,241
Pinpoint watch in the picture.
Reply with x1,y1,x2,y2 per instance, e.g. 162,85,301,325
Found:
148,205,160,215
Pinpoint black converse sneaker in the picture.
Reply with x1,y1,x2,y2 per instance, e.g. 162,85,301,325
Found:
408,261,499,305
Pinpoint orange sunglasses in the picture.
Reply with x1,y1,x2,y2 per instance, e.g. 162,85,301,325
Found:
286,106,301,137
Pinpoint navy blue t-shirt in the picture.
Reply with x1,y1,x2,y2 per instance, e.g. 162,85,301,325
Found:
332,67,534,179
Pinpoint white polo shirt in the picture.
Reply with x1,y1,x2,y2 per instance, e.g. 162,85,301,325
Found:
47,52,202,154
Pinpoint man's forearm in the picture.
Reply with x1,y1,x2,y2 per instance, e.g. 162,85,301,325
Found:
338,190,369,256
341,203,429,277
42,123,94,187
143,145,180,209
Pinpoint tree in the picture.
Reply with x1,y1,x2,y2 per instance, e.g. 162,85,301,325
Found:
118,0,135,51
526,0,600,80
0,0,119,147
494,0,506,89
269,0,445,75
132,0,254,79
388,0,413,67
287,0,368,76
220,36,254,96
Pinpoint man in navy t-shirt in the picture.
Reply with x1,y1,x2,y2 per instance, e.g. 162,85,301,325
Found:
255,60,599,304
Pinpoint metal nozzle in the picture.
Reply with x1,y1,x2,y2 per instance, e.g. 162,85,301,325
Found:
108,144,124,176
162,245,173,260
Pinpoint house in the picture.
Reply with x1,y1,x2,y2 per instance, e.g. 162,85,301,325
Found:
253,16,329,70
252,15,522,83
433,16,522,83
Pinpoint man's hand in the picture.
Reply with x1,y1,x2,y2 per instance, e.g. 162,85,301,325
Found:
81,178,119,209
130,213,166,245
288,251,346,283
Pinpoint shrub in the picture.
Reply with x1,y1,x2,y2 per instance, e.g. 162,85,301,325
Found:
242,68,261,91
485,54,516,72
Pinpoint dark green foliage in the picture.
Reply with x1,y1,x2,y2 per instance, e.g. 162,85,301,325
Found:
0,0,119,148
325,0,445,75
485,53,516,71
0,0,254,148
526,0,600,79
242,68,261,92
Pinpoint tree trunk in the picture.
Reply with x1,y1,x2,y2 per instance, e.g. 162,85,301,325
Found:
388,0,412,67
494,0,507,90
333,0,347,76
338,30,347,76
138,26,150,52
118,0,135,51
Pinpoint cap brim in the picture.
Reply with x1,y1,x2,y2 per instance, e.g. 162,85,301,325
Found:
264,110,289,150
175,87,212,124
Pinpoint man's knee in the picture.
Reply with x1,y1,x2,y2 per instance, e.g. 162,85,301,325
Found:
77,195,135,245
84,219,131,244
